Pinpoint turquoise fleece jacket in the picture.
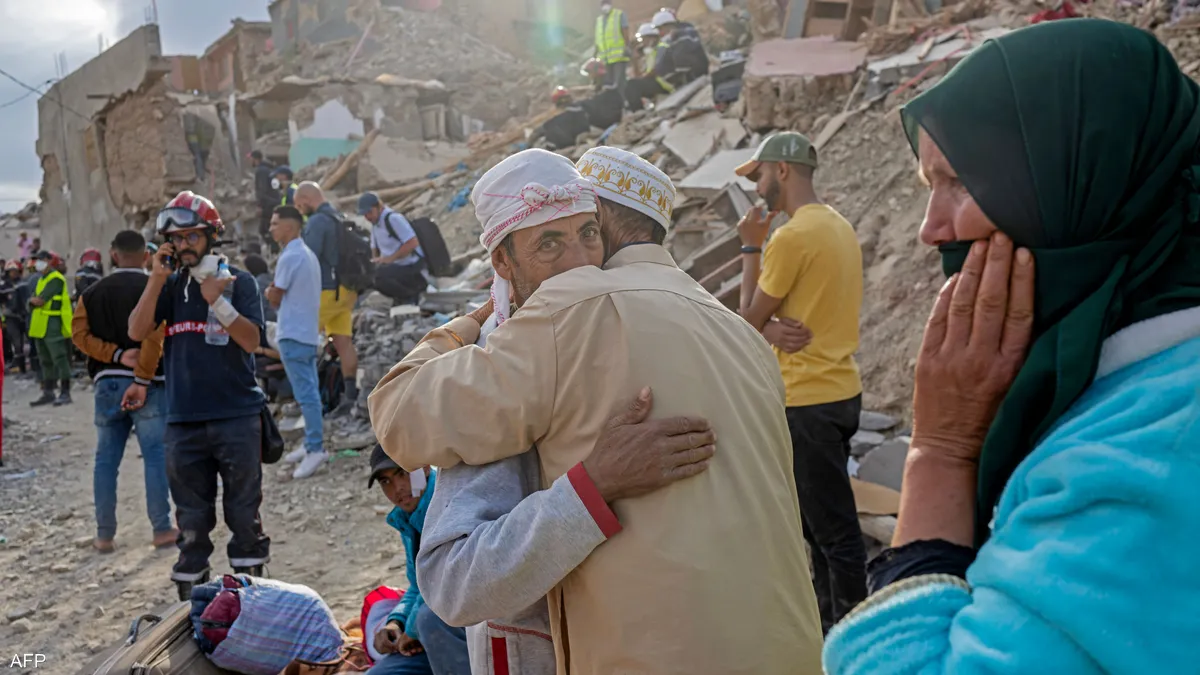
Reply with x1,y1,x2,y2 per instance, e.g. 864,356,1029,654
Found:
385,470,438,640
825,313,1200,675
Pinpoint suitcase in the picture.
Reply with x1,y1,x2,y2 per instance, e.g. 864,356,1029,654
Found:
76,601,234,675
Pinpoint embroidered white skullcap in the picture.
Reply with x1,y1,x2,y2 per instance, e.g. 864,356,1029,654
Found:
471,148,597,324
576,146,676,230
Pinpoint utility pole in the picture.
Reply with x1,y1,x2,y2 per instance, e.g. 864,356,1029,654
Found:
52,53,74,261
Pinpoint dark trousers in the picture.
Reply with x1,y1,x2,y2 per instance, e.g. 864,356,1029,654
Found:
625,76,668,111
786,394,867,632
602,61,628,100
374,262,427,306
165,413,270,582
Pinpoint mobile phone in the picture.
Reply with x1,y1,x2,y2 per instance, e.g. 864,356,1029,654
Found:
163,255,176,271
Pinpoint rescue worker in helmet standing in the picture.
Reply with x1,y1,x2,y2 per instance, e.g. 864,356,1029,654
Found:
28,250,73,407
129,191,271,601
74,247,105,302
593,1,636,99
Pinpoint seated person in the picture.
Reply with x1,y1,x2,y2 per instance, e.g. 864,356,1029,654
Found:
532,88,592,150
366,445,469,675
657,16,709,88
531,86,624,148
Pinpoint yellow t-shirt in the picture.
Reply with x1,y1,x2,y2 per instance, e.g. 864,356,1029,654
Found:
758,203,863,407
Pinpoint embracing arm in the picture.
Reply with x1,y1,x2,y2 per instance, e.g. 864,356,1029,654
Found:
368,301,557,470
416,454,618,626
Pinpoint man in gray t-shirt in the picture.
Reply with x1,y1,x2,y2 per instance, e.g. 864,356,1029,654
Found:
265,205,327,480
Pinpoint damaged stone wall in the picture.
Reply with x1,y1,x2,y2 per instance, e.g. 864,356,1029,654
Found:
36,23,168,263
104,81,196,216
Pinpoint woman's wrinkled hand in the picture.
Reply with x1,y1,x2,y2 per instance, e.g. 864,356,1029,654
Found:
912,231,1035,463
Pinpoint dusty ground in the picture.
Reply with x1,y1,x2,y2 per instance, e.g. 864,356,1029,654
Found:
0,376,407,674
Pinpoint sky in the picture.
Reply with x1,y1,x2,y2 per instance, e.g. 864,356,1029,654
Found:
0,0,270,211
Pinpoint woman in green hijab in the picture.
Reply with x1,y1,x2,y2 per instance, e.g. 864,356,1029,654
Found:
824,18,1200,675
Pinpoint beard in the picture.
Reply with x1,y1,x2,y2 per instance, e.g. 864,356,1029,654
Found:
762,178,784,213
178,250,201,267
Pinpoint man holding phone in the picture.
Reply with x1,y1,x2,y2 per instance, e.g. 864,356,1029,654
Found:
129,191,271,601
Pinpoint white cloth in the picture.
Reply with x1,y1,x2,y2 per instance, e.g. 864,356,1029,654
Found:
577,146,676,230
471,149,597,324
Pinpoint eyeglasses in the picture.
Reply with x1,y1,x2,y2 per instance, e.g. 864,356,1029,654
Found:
168,232,204,246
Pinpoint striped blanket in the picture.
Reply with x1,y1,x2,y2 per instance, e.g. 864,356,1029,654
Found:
197,575,344,675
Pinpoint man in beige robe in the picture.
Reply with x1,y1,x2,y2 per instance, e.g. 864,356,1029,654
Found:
369,146,823,675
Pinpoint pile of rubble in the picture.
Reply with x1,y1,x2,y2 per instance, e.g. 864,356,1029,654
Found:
247,1,556,130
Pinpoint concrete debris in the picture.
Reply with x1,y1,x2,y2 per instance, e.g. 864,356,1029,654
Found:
850,430,887,457
856,437,912,492
678,149,759,199
859,410,899,432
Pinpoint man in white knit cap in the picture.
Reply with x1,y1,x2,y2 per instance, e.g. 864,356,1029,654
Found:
371,147,823,675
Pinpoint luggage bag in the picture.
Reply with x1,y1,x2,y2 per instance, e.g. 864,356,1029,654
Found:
76,601,233,675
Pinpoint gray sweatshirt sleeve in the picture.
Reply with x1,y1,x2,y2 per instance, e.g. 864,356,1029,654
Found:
416,451,617,627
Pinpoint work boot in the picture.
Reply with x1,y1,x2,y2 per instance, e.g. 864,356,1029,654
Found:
53,379,71,406
29,384,55,407
232,564,266,579
175,571,210,602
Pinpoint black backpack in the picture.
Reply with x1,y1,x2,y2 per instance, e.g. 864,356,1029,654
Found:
335,214,375,293
382,212,457,278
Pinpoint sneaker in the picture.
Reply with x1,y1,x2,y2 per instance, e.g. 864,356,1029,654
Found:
292,451,329,479
282,447,307,465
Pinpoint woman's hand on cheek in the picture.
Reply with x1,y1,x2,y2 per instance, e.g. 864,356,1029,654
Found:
912,231,1036,463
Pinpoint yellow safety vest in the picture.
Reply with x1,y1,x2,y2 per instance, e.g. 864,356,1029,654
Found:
29,270,72,339
281,183,298,207
648,43,675,93
595,9,629,65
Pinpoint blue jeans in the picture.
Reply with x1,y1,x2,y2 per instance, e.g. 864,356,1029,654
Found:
415,604,470,675
93,377,172,540
278,338,323,453
366,605,469,675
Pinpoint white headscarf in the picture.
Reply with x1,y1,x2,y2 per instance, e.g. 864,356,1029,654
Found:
471,149,597,324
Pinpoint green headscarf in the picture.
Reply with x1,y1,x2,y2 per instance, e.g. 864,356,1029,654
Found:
901,19,1200,546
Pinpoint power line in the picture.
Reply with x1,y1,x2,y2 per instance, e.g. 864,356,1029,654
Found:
0,78,55,111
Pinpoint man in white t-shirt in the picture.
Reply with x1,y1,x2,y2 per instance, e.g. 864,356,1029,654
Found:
358,192,427,305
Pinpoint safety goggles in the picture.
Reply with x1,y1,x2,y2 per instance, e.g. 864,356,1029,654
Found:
156,207,211,235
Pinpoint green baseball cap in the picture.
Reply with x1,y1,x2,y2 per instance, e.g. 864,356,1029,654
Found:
735,132,818,179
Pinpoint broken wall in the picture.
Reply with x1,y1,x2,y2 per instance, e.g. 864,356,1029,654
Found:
104,81,196,216
287,82,426,169
36,24,168,263
742,37,866,130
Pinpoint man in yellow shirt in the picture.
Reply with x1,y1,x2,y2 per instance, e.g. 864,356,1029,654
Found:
735,132,866,631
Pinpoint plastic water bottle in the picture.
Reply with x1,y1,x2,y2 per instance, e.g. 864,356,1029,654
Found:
204,261,233,346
